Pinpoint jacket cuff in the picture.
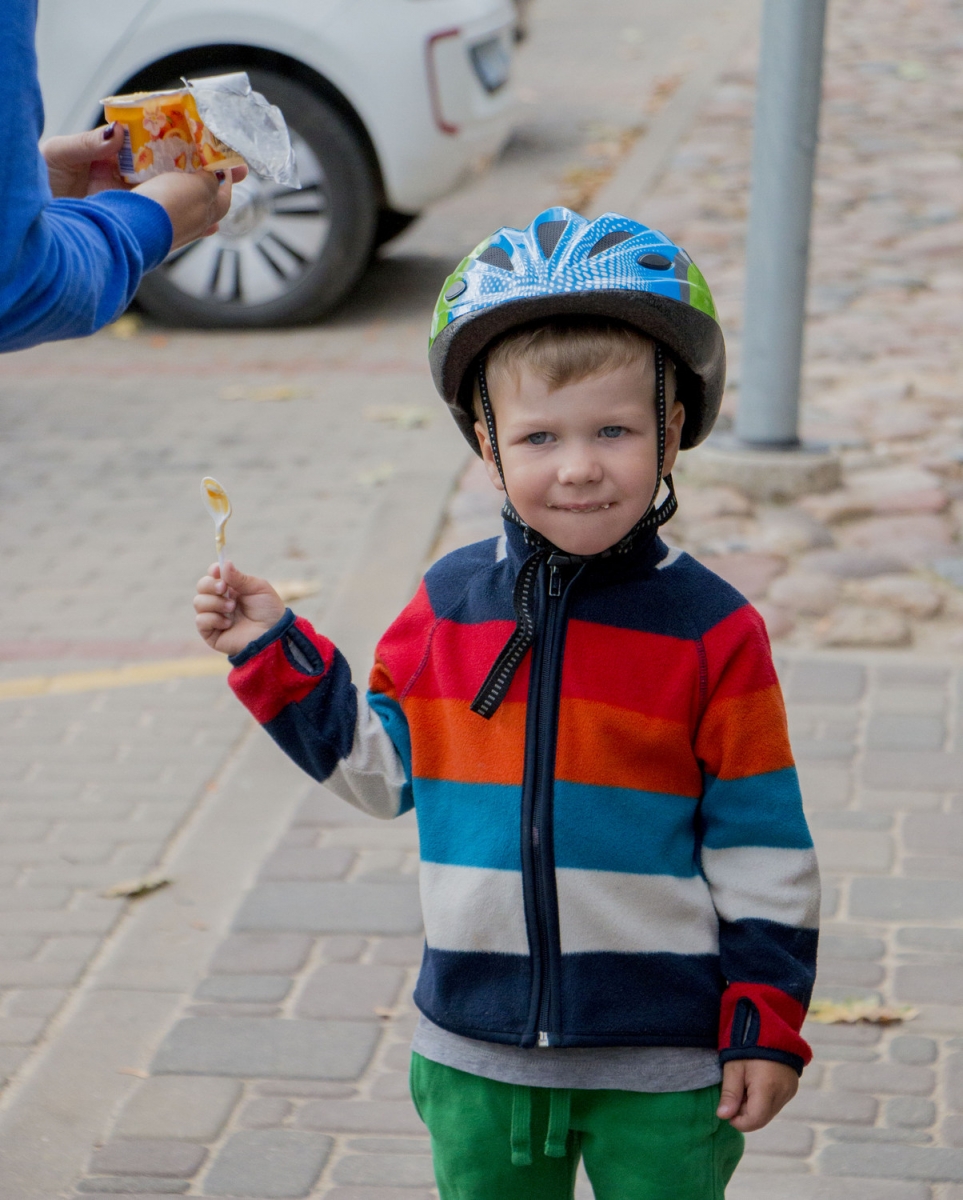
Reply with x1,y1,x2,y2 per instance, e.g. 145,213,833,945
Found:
719,1045,806,1076
229,608,297,668
228,611,339,726
719,983,812,1076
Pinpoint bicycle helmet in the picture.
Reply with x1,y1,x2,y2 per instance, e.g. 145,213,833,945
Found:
428,207,725,453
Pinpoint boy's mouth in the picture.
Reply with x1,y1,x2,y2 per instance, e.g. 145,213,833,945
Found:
547,502,613,513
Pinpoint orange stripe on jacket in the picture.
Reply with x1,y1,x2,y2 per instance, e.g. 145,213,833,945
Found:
404,695,526,784
556,698,703,796
695,683,795,781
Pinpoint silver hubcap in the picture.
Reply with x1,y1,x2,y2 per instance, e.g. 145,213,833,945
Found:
162,131,330,307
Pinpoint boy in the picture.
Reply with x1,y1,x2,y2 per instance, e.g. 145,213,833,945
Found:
194,208,819,1199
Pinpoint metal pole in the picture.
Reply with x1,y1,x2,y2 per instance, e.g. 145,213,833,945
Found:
735,0,828,448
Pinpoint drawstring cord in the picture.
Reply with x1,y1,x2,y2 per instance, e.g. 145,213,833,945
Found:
511,1085,532,1166
510,1086,572,1166
471,345,677,719
545,1088,572,1157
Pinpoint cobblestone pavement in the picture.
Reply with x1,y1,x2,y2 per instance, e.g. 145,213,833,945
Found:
633,0,963,654
3,0,963,1196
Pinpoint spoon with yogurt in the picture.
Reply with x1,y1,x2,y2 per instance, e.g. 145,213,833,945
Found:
201,476,232,575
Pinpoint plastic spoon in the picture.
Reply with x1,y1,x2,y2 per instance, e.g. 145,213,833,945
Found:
201,476,232,575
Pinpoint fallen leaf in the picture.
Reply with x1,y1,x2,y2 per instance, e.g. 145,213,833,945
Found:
118,1066,149,1078
149,335,169,349
364,405,432,429
808,999,918,1026
373,1006,397,1019
357,462,395,487
896,60,928,81
102,873,172,899
219,384,301,402
272,580,322,603
190,920,208,931
251,385,300,402
109,314,142,340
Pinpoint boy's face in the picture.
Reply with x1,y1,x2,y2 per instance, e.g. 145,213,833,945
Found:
475,359,684,557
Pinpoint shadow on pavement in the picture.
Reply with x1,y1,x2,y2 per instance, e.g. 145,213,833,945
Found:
329,252,456,328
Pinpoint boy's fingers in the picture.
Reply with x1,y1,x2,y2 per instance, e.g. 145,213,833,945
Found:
196,572,224,594
193,593,235,615
222,560,267,595
196,612,233,635
730,1088,772,1133
717,1062,747,1119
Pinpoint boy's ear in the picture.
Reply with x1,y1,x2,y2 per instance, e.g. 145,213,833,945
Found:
661,400,686,477
474,420,506,492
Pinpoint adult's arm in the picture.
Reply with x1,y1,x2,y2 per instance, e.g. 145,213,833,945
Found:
0,0,173,352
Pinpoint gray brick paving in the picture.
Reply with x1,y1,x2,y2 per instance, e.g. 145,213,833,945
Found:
113,1077,242,1142
233,882,423,936
203,1130,333,1197
77,1181,191,1195
153,1019,381,1081
90,1141,208,1178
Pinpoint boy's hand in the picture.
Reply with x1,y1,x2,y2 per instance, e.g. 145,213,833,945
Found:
717,1059,799,1132
194,561,285,657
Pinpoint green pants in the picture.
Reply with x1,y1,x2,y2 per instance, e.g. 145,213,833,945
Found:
410,1053,743,1200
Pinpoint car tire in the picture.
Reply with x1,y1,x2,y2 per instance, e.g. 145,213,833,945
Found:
135,69,379,328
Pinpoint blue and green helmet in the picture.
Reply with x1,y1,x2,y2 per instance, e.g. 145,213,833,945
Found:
428,207,726,452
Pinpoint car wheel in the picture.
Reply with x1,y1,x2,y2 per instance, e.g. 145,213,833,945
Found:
135,70,379,328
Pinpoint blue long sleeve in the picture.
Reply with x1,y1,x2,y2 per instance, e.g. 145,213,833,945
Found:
0,0,174,352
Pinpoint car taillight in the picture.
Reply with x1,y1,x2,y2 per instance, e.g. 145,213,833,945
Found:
426,28,461,135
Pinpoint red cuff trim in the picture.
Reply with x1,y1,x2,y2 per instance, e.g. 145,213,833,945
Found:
229,616,337,725
720,982,812,1067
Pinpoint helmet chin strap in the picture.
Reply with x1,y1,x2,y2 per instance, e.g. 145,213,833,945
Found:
476,343,677,556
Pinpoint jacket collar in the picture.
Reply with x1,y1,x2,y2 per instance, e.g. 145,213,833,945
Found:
502,511,668,582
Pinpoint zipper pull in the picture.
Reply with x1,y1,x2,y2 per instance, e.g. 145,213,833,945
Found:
538,1031,550,1048
548,562,561,597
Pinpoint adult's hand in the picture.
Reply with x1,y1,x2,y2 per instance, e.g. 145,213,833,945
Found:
41,122,128,198
135,164,247,252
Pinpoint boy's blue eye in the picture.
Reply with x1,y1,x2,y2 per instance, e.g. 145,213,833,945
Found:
600,426,624,438
528,432,551,445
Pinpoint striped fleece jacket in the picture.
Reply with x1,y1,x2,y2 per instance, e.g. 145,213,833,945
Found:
229,521,820,1072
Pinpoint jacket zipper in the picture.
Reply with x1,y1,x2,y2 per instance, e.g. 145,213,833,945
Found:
522,553,577,1048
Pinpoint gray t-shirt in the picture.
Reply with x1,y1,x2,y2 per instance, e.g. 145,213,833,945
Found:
411,1015,721,1093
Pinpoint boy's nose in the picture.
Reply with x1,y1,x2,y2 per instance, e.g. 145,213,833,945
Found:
557,447,603,486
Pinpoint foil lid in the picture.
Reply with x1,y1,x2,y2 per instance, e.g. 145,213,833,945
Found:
186,72,299,188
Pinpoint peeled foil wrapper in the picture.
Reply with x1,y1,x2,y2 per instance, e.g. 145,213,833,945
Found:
186,72,299,188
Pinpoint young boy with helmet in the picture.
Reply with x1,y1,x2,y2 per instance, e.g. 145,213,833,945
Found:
193,207,820,1199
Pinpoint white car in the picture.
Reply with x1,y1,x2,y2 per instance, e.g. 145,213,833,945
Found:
36,0,516,327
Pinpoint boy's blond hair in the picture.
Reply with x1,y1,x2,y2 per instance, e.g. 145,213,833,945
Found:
474,318,674,415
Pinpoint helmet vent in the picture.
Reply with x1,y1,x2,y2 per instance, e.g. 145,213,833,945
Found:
587,230,634,257
536,220,568,258
477,245,514,272
638,252,673,270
